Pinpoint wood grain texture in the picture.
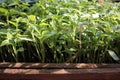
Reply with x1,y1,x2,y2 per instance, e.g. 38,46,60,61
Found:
0,63,120,80
0,63,120,69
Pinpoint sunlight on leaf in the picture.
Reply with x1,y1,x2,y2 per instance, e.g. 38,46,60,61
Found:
0,8,8,16
7,32,13,40
92,13,99,19
17,47,24,52
108,50,120,61
18,36,33,41
28,15,36,22
8,21,18,27
0,40,12,47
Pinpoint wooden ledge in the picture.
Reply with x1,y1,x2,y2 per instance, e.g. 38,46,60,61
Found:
0,63,120,69
0,63,120,80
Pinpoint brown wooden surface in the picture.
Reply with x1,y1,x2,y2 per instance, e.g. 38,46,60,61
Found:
0,63,120,69
0,73,120,80
0,63,120,80
0,68,120,74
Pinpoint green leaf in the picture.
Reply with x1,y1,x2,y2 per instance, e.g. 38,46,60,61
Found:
0,40,12,47
24,0,38,3
8,21,18,27
7,32,13,40
8,3,18,7
92,13,99,19
0,8,8,16
0,22,6,26
28,15,36,22
69,48,77,52
112,25,120,32
65,48,77,54
39,22,49,27
17,47,24,52
0,29,7,34
18,35,33,42
44,31,57,38
108,50,120,61
40,30,57,41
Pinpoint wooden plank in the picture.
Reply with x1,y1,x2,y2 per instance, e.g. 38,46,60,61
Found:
0,69,120,80
0,68,120,74
0,63,120,80
0,63,120,69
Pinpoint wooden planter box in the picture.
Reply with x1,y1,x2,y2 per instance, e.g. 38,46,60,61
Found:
0,63,120,80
